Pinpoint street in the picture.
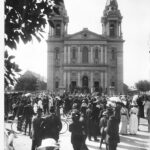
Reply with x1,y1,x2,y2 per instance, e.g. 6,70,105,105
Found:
5,118,150,150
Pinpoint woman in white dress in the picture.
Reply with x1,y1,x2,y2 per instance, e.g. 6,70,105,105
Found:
129,104,139,135
119,103,129,135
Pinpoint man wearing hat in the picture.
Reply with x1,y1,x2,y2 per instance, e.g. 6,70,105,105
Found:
69,111,83,150
43,106,62,142
99,111,108,149
31,108,44,150
86,103,93,141
105,109,120,150
23,100,34,135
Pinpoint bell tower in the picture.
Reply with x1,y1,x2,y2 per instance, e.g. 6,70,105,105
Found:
47,1,69,92
48,2,69,38
101,0,122,38
101,0,124,95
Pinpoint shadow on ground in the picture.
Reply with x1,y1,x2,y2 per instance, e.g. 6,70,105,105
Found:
118,133,149,150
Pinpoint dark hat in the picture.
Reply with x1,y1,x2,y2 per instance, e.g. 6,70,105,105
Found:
50,106,55,112
72,103,78,109
72,110,80,119
81,103,87,108
37,108,43,113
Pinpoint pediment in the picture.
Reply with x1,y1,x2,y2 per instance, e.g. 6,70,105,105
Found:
66,28,107,41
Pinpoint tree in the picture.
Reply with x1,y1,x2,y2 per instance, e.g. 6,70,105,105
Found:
5,0,63,87
14,70,47,91
15,71,37,91
4,50,21,87
135,80,150,92
123,83,129,94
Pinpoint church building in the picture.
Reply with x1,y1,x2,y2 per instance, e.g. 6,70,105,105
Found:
47,0,124,95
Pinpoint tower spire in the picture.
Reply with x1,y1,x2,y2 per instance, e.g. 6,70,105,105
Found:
48,0,69,38
101,0,122,38
106,0,118,8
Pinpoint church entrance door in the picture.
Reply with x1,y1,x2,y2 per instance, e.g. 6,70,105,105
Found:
82,76,88,88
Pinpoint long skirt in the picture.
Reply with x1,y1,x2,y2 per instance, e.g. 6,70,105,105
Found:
129,114,138,134
119,115,128,135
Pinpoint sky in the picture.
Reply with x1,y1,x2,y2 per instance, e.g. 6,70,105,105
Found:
13,0,150,87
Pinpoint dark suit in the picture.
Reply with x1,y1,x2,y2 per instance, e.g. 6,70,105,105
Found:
23,104,34,135
69,121,83,150
106,115,120,150
43,113,62,142
31,116,44,150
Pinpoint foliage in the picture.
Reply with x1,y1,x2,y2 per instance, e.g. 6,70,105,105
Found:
135,80,150,92
4,50,21,87
36,78,47,90
123,83,129,94
14,71,47,91
5,0,63,87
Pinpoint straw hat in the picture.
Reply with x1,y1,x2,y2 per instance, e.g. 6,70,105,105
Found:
81,102,87,108
37,138,58,150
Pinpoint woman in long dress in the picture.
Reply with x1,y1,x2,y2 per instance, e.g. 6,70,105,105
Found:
119,103,129,135
129,104,139,135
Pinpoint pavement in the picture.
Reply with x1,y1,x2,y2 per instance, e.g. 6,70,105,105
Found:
4,118,150,150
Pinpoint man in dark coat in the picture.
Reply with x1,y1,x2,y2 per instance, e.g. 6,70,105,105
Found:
23,101,34,135
16,101,24,131
137,95,145,130
106,110,120,150
43,106,62,142
80,103,88,150
91,103,100,141
69,111,83,150
31,108,44,150
86,103,93,141
42,95,49,115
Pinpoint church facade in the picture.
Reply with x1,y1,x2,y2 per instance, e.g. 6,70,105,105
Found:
47,0,124,95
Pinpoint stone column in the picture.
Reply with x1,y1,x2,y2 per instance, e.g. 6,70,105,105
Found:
77,72,81,87
47,46,54,91
88,48,91,64
91,47,93,64
60,68,63,86
67,72,70,89
120,24,123,38
90,72,93,88
80,47,82,63
64,46,67,64
104,72,107,89
100,46,103,64
107,22,110,36
117,21,119,37
98,46,101,64
68,46,70,64
104,45,107,64
63,71,67,88
78,46,80,64
117,49,123,94
100,72,103,89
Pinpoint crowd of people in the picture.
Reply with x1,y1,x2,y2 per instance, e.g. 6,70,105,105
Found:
4,91,150,150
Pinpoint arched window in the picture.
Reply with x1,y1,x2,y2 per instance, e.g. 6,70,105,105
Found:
111,76,115,87
55,47,59,59
72,47,76,59
95,47,98,59
55,24,61,36
110,24,115,37
111,49,115,60
82,47,88,63
55,81,59,89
